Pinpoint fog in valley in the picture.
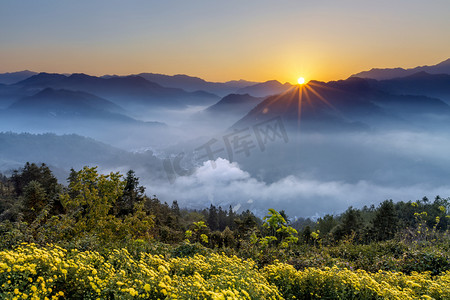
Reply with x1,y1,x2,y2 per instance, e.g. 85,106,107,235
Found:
1,65,450,218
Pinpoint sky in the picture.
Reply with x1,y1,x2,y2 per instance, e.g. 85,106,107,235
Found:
1,0,449,83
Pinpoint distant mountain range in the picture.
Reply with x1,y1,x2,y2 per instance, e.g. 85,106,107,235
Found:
369,72,450,102
0,70,294,101
0,87,168,149
0,132,126,170
14,73,220,109
115,73,258,97
233,76,450,132
194,93,264,128
236,80,293,97
205,93,263,115
0,70,38,85
1,60,449,139
0,132,164,182
2,60,450,195
351,58,450,80
8,88,129,120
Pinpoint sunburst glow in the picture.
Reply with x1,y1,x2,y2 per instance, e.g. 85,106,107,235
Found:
281,80,342,131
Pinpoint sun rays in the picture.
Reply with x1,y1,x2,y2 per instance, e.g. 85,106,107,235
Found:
256,80,344,132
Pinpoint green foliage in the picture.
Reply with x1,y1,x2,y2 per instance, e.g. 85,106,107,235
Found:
11,162,59,197
262,208,298,248
171,242,209,258
1,162,450,299
369,200,399,242
185,221,210,245
21,180,48,223
333,207,364,241
114,170,145,217
59,166,154,246
60,166,124,237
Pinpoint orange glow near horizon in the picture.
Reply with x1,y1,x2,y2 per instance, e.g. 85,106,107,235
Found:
1,2,449,84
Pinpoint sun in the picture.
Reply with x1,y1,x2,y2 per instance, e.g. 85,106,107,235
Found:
297,77,305,85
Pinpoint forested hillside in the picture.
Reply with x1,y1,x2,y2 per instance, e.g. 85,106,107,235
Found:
0,163,448,299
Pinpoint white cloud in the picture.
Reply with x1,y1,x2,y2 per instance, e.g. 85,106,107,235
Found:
148,157,450,218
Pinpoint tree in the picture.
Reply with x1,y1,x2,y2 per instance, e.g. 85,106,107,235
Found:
12,163,63,219
11,163,58,197
60,167,124,234
234,210,258,239
0,174,18,222
114,170,145,217
59,167,154,244
186,220,210,244
217,206,227,231
302,225,312,244
317,214,337,239
227,206,236,229
333,207,363,240
262,209,298,248
207,204,219,231
171,200,180,216
21,181,48,223
370,200,398,241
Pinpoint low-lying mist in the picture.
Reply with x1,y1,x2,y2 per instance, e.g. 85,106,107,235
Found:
2,72,450,217
136,128,450,217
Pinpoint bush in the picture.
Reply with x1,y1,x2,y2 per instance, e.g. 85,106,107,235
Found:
1,243,449,300
264,263,450,300
0,243,283,299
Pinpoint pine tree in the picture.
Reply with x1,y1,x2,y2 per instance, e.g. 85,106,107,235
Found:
217,206,227,231
114,170,145,217
207,204,219,231
333,207,363,240
371,200,398,241
227,205,236,229
21,181,48,223
11,163,58,197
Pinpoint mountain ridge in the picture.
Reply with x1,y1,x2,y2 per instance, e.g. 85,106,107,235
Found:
351,58,450,80
232,76,450,132
236,80,293,97
0,70,38,85
14,72,220,108
115,72,258,97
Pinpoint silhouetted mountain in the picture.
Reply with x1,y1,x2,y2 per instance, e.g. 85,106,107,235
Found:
0,70,38,85
8,88,130,120
0,132,126,171
232,77,450,132
205,93,263,115
370,72,450,102
0,132,163,181
236,80,293,97
0,88,171,148
15,73,219,109
225,79,259,89
351,58,450,80
16,72,67,87
326,77,450,119
0,83,31,108
191,94,264,128
110,73,258,97
233,84,367,132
